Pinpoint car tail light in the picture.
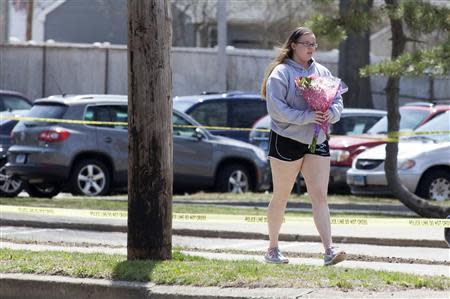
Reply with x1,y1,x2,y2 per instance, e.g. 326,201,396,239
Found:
330,150,350,163
38,128,70,142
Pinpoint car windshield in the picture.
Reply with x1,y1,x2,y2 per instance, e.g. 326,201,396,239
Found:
173,100,195,113
367,108,430,134
411,111,450,142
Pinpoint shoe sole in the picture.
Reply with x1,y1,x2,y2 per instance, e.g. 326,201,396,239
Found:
324,252,347,266
264,258,289,264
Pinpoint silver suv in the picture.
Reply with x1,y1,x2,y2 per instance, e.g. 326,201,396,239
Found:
6,95,270,197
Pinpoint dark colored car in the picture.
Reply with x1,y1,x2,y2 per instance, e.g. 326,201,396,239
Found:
6,94,271,198
173,91,267,143
329,102,450,189
0,90,33,197
0,90,32,113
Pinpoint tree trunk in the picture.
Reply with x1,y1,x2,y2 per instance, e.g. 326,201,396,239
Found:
127,0,173,260
384,0,449,218
338,0,373,108
26,0,34,41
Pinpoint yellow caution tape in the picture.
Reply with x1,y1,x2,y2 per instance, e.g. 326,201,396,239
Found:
1,115,449,139
1,205,449,227
0,115,127,127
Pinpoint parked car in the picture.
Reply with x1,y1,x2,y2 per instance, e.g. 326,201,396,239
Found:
6,94,271,198
329,102,450,189
248,108,387,191
347,110,450,201
173,91,267,143
0,90,32,113
0,90,33,197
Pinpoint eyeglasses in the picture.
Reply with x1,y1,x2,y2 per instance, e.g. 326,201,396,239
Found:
296,41,318,49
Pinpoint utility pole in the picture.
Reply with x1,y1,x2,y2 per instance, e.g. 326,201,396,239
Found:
127,0,173,260
0,0,8,43
216,0,227,92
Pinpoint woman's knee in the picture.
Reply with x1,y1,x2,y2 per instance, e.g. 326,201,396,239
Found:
307,187,328,204
270,192,290,205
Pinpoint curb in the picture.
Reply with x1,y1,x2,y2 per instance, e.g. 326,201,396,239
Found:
1,218,447,248
1,273,450,299
0,273,312,299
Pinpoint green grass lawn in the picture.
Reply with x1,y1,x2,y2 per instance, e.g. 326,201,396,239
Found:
0,196,414,219
174,192,450,207
174,191,402,205
1,248,448,291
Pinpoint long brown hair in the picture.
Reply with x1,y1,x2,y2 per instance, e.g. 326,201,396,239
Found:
260,27,314,99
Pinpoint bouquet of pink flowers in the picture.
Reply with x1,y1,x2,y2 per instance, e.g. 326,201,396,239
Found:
295,75,348,152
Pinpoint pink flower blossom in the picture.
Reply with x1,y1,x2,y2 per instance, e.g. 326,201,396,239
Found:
295,76,348,152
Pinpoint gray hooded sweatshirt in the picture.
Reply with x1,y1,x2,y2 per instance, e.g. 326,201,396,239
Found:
266,58,344,145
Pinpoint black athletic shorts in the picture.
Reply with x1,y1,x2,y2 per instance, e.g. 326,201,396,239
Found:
268,130,330,162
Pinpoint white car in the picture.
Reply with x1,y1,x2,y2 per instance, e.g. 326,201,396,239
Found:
347,110,450,201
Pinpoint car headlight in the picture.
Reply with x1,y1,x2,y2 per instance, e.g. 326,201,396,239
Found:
253,147,267,161
398,159,416,170
330,149,350,162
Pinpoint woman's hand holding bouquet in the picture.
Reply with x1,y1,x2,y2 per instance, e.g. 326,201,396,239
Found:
294,75,348,152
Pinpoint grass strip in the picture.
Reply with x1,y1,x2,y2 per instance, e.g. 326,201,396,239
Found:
0,248,448,291
0,197,411,219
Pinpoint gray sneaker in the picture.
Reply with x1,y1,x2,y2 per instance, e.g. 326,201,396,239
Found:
264,247,289,264
324,247,347,266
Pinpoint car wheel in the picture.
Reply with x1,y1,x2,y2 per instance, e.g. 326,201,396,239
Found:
416,169,450,201
216,163,251,193
24,182,61,198
0,161,24,197
70,159,111,196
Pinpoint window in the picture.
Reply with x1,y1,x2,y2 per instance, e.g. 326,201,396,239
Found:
188,101,227,127
173,100,195,113
368,109,430,134
0,95,32,112
331,116,382,135
173,113,196,138
85,105,127,129
28,104,67,119
230,100,267,128
110,105,128,130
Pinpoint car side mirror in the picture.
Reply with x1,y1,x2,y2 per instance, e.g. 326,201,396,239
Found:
193,128,205,140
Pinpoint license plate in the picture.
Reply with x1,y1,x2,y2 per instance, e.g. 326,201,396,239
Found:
16,154,26,164
352,175,366,186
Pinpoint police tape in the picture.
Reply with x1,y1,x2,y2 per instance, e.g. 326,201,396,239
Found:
1,205,449,227
2,115,450,138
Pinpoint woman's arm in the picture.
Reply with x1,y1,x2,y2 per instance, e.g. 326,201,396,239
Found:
266,68,316,126
328,94,344,124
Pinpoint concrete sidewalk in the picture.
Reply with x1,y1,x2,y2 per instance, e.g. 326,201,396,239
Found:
1,210,448,248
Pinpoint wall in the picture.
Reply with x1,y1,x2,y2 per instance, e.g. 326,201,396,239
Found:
0,43,448,110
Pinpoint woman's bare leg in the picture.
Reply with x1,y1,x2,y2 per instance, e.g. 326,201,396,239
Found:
300,154,332,251
268,157,303,248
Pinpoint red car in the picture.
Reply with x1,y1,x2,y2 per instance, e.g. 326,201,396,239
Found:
329,102,450,190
